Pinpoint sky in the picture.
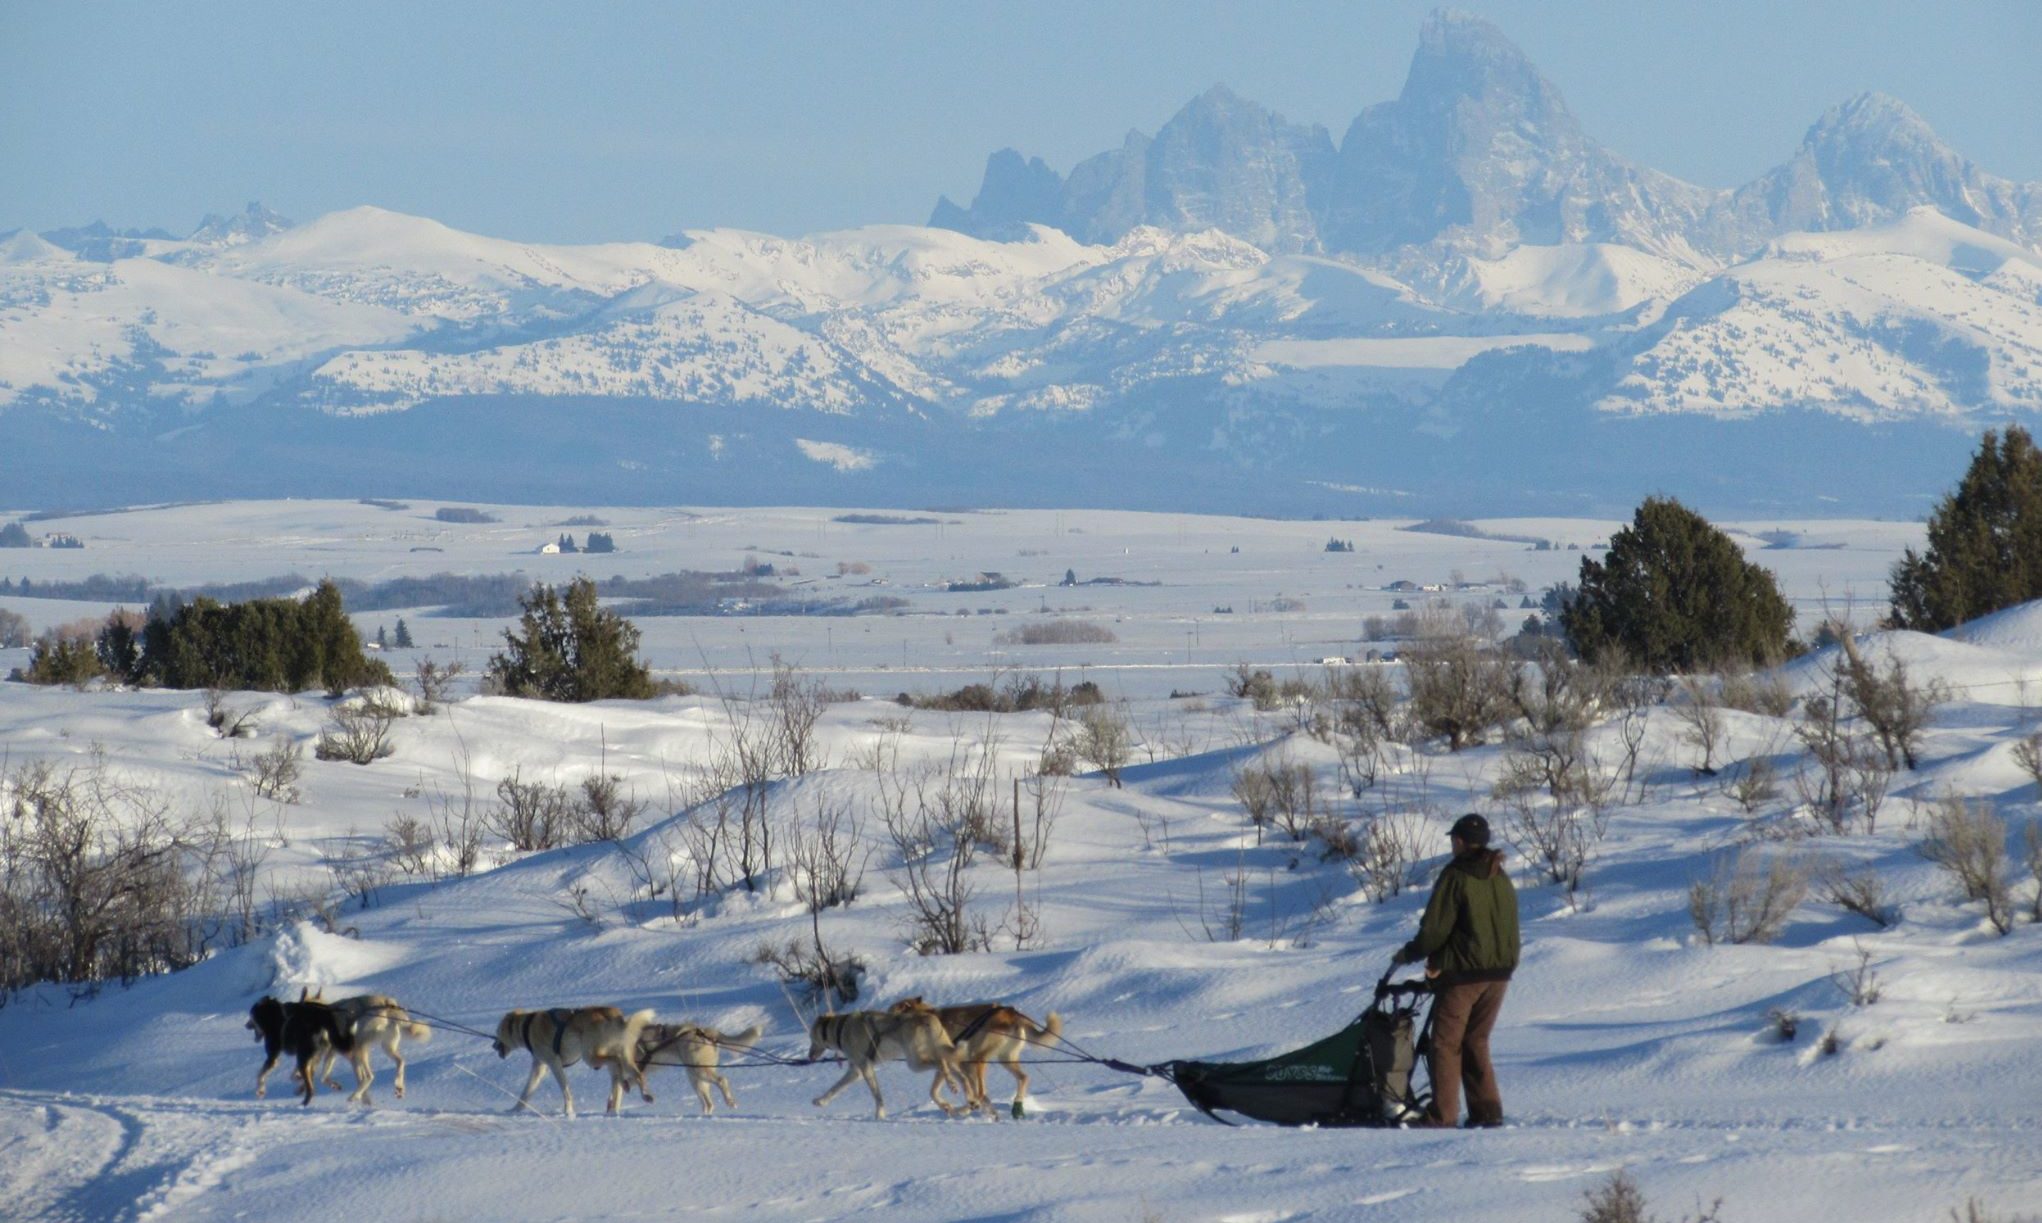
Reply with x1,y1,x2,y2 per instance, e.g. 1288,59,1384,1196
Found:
4,1,2040,244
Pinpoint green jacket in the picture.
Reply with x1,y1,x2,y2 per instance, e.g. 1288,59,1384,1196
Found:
1396,849,1520,983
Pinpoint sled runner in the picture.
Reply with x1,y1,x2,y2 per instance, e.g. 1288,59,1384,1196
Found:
1161,974,1433,1127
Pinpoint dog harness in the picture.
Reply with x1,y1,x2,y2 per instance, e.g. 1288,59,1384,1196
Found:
518,1009,581,1060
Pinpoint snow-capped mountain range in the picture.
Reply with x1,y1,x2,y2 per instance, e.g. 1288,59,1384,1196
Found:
4,10,2040,514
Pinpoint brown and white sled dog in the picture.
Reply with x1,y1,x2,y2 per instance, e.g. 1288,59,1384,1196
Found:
303,992,432,1105
247,993,356,1106
492,1006,655,1117
634,1022,764,1114
806,1009,964,1119
889,997,1065,1117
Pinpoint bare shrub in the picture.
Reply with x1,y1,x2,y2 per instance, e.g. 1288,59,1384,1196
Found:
1718,666,1794,718
488,770,572,851
1794,685,1892,835
1326,665,1401,794
1831,940,1883,1007
1836,631,1946,770
313,700,397,764
752,931,864,1009
0,607,28,648
2026,824,2042,924
1579,1168,1723,1223
1226,664,1281,711
1812,861,1895,928
573,772,643,842
1071,703,1133,787
1018,770,1066,870
1404,604,1515,750
1232,763,1277,843
384,813,436,877
421,753,485,880
1725,755,1779,815
1002,619,1117,645
0,757,220,996
1671,675,1725,775
767,656,828,776
1916,795,2013,935
1689,848,1806,945
787,799,868,912
1948,1196,2042,1223
412,656,465,714
202,688,257,739
2011,734,2042,793
1502,791,1599,902
1345,812,1426,903
882,782,987,955
240,735,303,803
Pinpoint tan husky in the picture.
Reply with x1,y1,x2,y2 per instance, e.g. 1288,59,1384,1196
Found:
304,991,432,1105
806,1009,965,1119
634,1022,764,1115
492,1005,655,1118
889,997,1065,1117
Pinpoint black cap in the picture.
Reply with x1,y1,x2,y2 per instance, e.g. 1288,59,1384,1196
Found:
1448,813,1490,846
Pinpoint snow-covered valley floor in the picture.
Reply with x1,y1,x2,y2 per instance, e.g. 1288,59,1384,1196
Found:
0,502,2037,1222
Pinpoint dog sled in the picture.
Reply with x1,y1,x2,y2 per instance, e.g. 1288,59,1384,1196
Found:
1154,973,1433,1127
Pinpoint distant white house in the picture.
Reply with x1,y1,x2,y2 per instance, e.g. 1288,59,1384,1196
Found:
538,541,562,554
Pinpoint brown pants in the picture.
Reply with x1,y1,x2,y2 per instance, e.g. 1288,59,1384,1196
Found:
1427,978,1508,1126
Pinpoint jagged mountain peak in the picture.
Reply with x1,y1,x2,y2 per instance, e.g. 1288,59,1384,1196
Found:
188,201,295,247
1403,7,1560,108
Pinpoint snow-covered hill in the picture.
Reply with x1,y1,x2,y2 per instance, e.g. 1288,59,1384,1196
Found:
0,502,2036,1221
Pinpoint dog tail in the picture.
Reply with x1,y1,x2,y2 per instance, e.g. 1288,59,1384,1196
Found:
1037,1011,1064,1045
400,1016,432,1044
719,1023,764,1051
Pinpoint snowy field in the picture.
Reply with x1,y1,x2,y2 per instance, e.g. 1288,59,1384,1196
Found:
0,501,2038,1223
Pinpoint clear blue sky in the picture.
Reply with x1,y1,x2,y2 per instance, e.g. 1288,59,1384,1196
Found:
4,1,2038,243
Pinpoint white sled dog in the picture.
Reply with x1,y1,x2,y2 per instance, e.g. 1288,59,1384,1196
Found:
634,1021,764,1114
806,1009,965,1119
303,991,432,1105
889,997,1065,1117
493,1005,655,1118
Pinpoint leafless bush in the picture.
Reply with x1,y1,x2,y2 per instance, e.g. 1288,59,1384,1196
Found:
1671,676,1726,775
1718,666,1794,718
1001,619,1117,645
412,656,465,714
421,755,485,880
1071,703,1133,787
314,700,398,764
1018,770,1066,870
573,772,644,842
752,930,864,1009
1830,940,1882,1007
880,766,988,956
1226,664,1282,711
384,813,436,877
1689,848,1806,945
1508,640,1609,735
1327,665,1401,794
1233,763,1277,843
202,688,258,739
0,607,28,649
0,757,220,997
2026,824,2042,924
1948,1196,2042,1223
240,735,303,803
1794,665,1893,834
1345,812,1427,903
1503,791,1598,902
1836,631,1946,770
1916,795,2013,935
1725,756,1779,815
325,833,393,910
2011,734,2042,794
1812,861,1895,928
1579,1169,1723,1223
488,770,573,851
1404,604,1515,751
787,799,869,912
767,656,828,776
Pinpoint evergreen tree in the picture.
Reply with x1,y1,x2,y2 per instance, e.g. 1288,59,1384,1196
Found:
487,577,652,701
1561,497,1794,673
0,521,30,547
376,625,388,649
584,531,616,554
394,618,415,649
1889,426,2042,631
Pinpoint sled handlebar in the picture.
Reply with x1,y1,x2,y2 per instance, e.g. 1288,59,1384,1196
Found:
1374,969,1433,1000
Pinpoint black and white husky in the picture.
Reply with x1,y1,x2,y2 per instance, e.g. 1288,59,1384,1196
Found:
247,993,356,1105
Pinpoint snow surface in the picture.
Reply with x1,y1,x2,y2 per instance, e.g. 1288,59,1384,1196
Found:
0,503,2037,1222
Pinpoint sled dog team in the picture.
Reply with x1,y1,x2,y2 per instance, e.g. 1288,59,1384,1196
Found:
245,990,1064,1120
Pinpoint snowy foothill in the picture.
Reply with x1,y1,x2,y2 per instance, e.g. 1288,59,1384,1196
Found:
0,502,2039,1222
